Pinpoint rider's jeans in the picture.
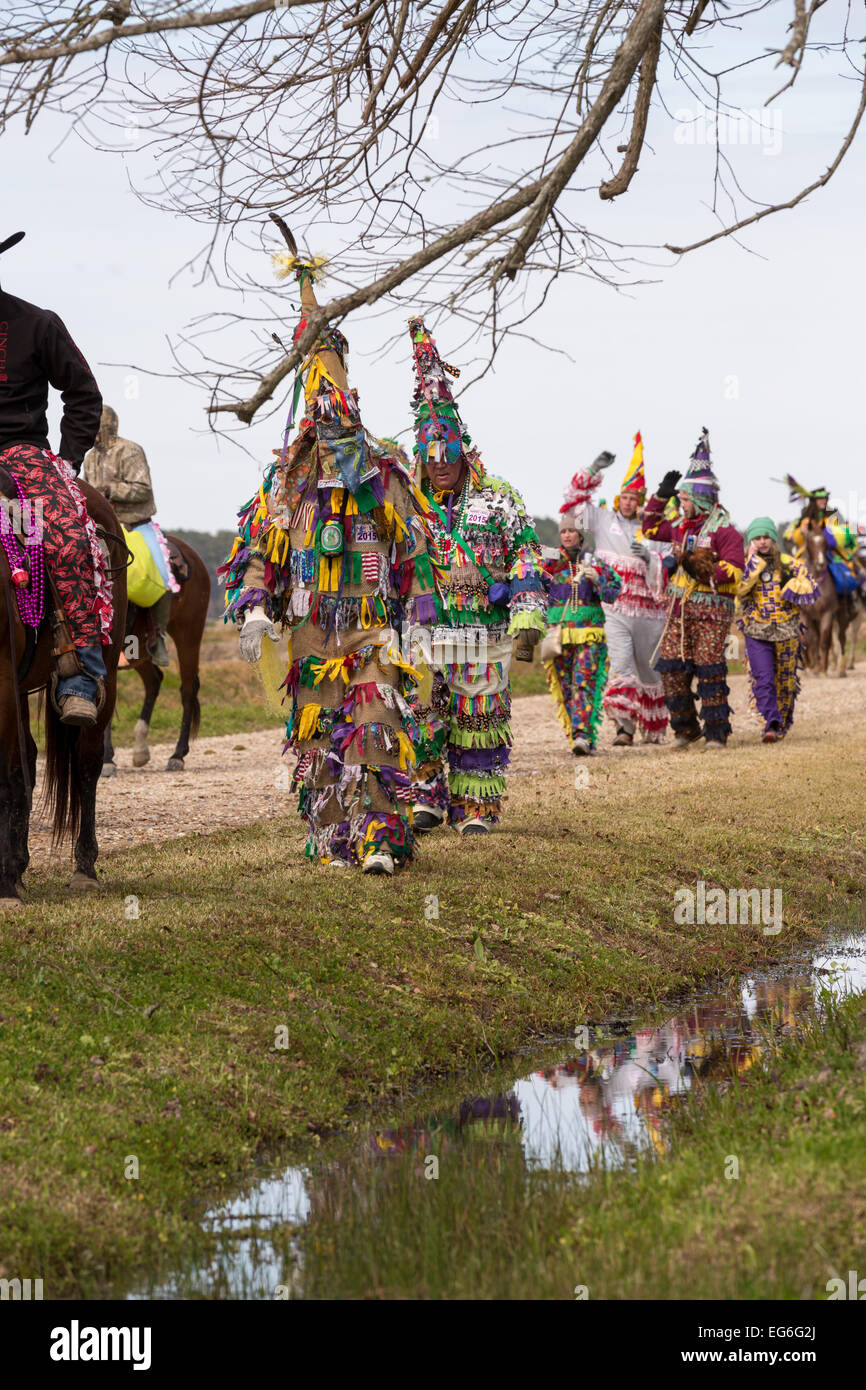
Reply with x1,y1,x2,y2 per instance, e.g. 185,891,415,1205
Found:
57,642,106,702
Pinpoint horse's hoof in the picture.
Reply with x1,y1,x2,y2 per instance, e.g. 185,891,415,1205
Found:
101,761,117,779
132,749,150,768
0,897,22,910
166,757,185,772
69,872,99,893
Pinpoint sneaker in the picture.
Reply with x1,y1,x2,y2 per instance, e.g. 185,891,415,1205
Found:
458,818,490,837
325,858,348,868
58,694,98,728
413,806,444,834
704,739,727,752
762,729,781,744
612,729,634,747
673,732,701,749
362,848,395,875
572,737,592,756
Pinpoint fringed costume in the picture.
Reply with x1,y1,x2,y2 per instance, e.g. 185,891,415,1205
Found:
222,249,437,870
559,433,671,744
737,517,818,740
642,429,745,747
407,318,546,831
542,549,622,751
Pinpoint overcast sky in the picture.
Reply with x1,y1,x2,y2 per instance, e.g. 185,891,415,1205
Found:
3,6,863,534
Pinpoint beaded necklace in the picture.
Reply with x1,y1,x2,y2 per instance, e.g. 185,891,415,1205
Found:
0,477,45,628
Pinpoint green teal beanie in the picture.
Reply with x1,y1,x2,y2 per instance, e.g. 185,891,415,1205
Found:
745,516,778,545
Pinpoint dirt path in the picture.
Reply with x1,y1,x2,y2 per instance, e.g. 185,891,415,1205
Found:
28,666,865,870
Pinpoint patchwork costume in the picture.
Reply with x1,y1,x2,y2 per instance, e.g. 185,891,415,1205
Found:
541,548,622,751
0,231,110,711
407,317,546,828
737,517,818,739
642,430,745,746
559,434,670,743
222,248,438,870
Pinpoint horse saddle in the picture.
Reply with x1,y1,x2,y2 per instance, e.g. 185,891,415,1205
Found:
168,538,190,586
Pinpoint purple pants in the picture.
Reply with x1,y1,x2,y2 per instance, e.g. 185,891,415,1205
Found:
744,635,781,731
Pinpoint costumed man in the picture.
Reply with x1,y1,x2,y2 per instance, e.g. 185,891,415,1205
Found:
0,230,111,726
557,432,671,746
541,512,622,755
223,232,438,875
406,317,547,837
642,428,745,750
737,518,818,743
83,406,179,667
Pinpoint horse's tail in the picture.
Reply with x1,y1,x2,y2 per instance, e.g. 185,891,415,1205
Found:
42,696,82,843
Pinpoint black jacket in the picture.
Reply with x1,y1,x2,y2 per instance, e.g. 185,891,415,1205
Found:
0,288,102,469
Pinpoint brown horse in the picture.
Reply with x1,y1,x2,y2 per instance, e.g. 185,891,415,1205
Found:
102,536,210,775
800,527,848,676
0,479,126,907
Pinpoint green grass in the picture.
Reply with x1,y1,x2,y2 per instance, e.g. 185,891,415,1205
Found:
1,714,864,1296
294,988,866,1299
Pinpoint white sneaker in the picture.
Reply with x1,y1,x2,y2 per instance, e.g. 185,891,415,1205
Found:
325,858,348,868
572,737,592,756
458,818,491,837
362,849,395,876
412,805,445,833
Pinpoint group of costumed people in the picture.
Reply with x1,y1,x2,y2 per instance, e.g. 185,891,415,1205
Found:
222,233,863,876
222,236,546,873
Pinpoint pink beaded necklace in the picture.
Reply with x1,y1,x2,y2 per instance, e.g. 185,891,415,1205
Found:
0,477,45,628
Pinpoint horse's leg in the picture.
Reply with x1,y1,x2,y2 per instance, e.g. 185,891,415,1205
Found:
167,619,202,771
9,710,37,893
0,713,26,906
819,609,833,675
132,660,163,768
101,719,117,777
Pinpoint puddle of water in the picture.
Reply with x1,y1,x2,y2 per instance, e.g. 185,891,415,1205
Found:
132,932,866,1299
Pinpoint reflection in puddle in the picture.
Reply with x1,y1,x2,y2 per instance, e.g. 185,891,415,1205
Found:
133,933,866,1299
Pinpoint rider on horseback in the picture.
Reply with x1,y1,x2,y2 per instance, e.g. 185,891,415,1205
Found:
83,405,174,668
0,230,108,726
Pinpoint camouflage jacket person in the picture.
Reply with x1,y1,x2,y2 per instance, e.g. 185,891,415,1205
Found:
83,406,156,528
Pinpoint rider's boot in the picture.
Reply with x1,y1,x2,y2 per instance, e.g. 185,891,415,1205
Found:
148,591,173,668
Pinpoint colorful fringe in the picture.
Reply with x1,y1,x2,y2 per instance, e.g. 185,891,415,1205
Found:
544,644,609,750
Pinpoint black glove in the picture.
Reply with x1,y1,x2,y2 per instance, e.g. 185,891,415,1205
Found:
656,470,682,501
662,554,678,575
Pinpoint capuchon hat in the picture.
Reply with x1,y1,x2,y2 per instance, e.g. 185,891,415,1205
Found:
678,427,719,513
745,516,779,545
0,231,25,256
614,431,646,510
407,316,482,485
270,214,376,497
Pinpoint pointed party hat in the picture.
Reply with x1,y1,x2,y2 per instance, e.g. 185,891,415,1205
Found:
614,431,646,508
407,316,483,485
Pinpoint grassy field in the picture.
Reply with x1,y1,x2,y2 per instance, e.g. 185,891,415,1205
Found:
296,986,866,1299
1,681,864,1295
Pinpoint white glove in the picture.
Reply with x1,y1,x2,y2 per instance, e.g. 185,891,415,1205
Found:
239,605,278,663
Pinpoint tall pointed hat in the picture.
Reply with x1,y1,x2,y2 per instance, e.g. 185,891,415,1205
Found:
678,426,719,513
271,214,375,497
408,317,483,486
614,431,646,508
